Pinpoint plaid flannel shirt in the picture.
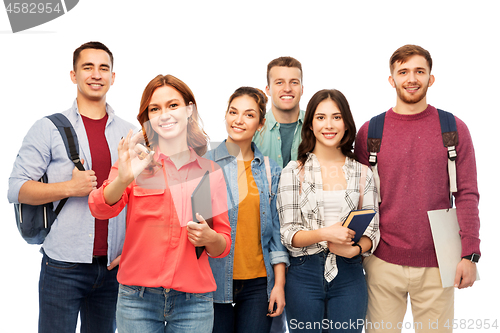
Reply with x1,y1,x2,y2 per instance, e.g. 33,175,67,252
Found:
277,153,380,282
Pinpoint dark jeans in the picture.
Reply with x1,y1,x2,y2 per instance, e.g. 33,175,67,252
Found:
213,277,273,333
38,251,119,333
285,252,367,333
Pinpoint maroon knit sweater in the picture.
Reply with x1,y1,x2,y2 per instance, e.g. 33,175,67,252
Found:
355,105,480,267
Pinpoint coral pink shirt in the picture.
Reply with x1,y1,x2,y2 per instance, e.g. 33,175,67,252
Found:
89,148,231,293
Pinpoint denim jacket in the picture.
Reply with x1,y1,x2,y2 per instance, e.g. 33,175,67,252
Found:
205,140,290,303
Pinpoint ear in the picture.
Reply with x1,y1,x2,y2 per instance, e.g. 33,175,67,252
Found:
258,118,266,131
265,85,271,97
70,70,77,84
388,75,396,88
187,102,194,118
110,72,116,86
428,74,435,87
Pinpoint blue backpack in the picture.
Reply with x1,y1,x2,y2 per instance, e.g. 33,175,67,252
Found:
14,113,85,244
367,109,458,203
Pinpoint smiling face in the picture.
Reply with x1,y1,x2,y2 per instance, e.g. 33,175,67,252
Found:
225,95,264,145
70,48,115,104
266,66,303,114
311,99,346,150
389,55,435,106
147,85,192,145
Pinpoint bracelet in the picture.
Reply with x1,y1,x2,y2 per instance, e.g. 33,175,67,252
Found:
353,243,363,256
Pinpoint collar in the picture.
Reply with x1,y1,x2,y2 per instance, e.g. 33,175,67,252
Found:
263,108,305,131
156,146,203,169
213,140,264,165
69,99,115,125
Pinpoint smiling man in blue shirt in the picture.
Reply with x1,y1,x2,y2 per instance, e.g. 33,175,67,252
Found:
253,57,305,169
8,41,134,333
252,56,304,333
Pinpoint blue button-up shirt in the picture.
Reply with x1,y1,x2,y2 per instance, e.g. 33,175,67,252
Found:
205,141,289,303
8,100,135,265
252,109,305,168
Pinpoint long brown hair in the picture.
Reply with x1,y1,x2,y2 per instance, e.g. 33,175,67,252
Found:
137,74,209,156
297,89,357,167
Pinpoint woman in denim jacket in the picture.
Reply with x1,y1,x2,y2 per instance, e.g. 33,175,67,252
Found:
205,87,289,333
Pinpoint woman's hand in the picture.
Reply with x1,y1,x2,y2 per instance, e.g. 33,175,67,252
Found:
116,130,153,186
327,242,359,258
322,222,355,245
187,213,227,257
268,284,285,317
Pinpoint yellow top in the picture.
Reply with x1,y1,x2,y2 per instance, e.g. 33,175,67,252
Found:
232,160,267,280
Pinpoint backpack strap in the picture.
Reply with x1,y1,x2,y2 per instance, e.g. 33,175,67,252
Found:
367,112,386,203
263,156,272,204
45,113,85,215
437,109,458,202
367,109,458,206
46,113,85,172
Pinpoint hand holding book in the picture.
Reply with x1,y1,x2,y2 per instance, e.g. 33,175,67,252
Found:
341,209,376,243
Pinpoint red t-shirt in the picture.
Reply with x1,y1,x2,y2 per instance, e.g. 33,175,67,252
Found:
81,114,111,256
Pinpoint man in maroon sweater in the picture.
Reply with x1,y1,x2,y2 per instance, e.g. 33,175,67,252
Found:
355,45,480,332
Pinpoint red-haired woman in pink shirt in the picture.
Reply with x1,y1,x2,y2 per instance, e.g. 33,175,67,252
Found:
89,74,231,333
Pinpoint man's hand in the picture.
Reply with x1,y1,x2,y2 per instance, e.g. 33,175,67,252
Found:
108,255,121,270
68,159,97,197
454,258,477,289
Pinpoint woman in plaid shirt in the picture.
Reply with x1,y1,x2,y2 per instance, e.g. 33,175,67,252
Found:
277,89,380,332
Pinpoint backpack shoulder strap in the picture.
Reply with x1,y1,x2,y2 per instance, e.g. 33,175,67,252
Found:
264,156,272,204
45,113,85,215
366,112,386,203
437,109,458,197
46,113,85,172
367,112,386,163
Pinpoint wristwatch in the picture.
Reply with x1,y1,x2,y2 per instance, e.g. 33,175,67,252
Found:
462,253,480,263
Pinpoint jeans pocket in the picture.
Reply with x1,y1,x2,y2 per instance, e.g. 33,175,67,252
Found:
289,255,309,267
193,291,213,302
119,284,141,296
45,256,79,270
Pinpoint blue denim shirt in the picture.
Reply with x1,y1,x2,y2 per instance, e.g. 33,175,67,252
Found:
8,100,135,266
205,141,289,303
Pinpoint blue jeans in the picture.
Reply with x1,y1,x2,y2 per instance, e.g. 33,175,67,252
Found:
38,251,118,333
213,277,273,333
285,251,367,333
116,285,213,333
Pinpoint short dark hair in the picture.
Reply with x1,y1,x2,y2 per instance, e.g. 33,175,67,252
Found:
297,89,357,167
73,41,114,71
390,44,432,73
266,56,303,85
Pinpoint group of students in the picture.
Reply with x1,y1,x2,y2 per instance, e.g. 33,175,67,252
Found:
8,41,480,333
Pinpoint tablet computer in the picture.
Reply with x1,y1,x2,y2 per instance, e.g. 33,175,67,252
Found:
191,170,213,258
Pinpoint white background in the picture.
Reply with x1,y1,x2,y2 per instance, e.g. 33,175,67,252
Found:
0,1,498,332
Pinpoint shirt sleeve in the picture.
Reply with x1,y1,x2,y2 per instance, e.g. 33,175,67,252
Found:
354,121,370,166
277,162,305,252
8,118,53,203
269,163,290,267
454,117,481,256
88,161,130,220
